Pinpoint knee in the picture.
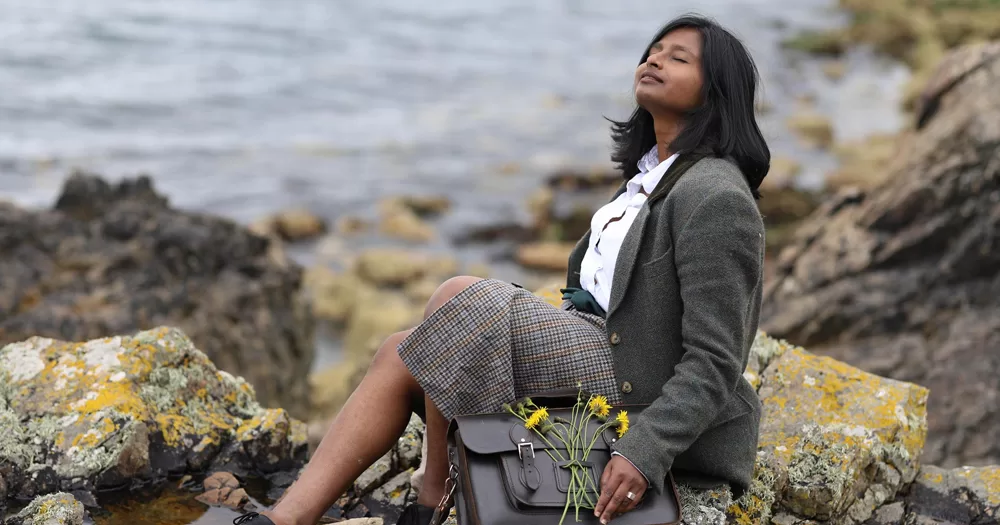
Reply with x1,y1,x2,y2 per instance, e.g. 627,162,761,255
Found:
424,276,483,319
371,329,414,369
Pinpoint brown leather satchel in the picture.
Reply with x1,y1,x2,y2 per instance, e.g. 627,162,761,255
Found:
433,391,681,525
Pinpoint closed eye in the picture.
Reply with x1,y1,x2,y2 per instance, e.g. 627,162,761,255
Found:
672,56,688,63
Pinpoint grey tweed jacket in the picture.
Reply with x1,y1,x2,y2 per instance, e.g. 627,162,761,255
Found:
565,156,764,498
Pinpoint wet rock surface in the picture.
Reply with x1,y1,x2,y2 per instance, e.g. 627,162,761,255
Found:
0,327,308,502
0,173,315,418
761,42,1000,469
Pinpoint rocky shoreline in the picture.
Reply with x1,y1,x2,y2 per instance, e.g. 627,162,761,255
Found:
2,322,997,525
1,23,998,525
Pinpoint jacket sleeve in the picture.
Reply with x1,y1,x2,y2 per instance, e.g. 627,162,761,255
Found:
610,185,763,494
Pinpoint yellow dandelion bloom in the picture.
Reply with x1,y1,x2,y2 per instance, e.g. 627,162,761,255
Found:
588,395,611,417
615,410,630,438
525,407,549,430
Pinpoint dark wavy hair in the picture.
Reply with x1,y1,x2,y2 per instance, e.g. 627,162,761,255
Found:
608,14,770,197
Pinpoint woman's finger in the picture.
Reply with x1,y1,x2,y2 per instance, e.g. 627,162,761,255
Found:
594,462,618,520
617,482,646,514
598,475,633,524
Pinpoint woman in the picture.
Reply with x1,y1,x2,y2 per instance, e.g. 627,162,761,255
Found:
237,13,767,525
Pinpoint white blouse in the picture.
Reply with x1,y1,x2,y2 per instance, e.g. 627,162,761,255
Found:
580,147,679,312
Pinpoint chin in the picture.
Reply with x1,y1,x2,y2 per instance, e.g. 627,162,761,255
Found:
635,88,665,112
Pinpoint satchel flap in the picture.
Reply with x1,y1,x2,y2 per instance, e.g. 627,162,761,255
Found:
450,408,636,455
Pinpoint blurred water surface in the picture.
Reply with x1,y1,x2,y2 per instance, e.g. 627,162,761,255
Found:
0,0,908,270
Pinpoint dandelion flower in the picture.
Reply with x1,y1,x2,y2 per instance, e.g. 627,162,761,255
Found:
525,407,550,430
615,410,630,438
588,395,611,417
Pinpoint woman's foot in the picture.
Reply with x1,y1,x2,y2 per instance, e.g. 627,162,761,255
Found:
397,503,437,525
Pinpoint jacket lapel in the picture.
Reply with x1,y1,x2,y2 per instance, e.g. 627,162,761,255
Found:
605,153,702,318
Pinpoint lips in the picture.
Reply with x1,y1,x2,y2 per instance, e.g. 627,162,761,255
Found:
639,70,663,83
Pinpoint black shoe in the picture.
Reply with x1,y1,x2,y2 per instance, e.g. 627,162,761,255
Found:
233,513,275,525
397,503,437,525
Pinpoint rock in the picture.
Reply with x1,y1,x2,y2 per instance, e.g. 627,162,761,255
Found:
825,134,901,192
786,111,835,149
195,471,249,509
393,196,451,218
865,501,905,525
463,263,492,279
353,249,458,288
335,216,370,236
762,157,803,191
0,473,6,520
761,42,1000,468
4,493,84,525
725,334,928,524
308,360,369,435
901,465,1000,525
250,209,327,242
342,293,420,360
304,266,379,324
404,278,442,305
0,327,308,499
0,173,315,418
515,242,575,272
378,199,435,243
338,519,383,525
354,451,395,498
395,414,424,473
544,167,620,192
531,282,566,309
822,60,847,81
363,470,412,525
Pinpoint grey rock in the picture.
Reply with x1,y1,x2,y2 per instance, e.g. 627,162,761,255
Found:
0,328,308,500
760,41,1000,469
338,519,383,525
354,451,395,498
365,470,412,525
395,414,424,472
0,173,314,418
902,465,1000,525
3,493,84,525
864,501,905,525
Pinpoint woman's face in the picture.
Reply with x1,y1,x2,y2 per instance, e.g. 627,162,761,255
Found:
634,27,704,117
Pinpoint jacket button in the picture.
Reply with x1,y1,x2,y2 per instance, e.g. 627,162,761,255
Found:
621,381,632,394
609,332,621,345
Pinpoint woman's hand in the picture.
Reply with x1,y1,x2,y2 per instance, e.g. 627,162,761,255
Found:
594,456,648,524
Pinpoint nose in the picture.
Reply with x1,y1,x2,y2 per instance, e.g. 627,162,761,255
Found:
646,51,663,70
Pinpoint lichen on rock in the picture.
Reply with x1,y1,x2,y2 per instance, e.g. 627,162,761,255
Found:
0,327,307,500
755,344,929,523
4,492,84,525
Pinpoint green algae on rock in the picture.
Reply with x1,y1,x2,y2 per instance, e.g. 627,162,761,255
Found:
4,493,84,525
0,327,307,501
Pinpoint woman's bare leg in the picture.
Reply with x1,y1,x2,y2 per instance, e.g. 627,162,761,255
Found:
264,275,483,525
415,395,450,507
413,276,484,509
264,329,418,525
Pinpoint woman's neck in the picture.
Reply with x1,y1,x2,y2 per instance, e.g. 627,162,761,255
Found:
653,118,683,162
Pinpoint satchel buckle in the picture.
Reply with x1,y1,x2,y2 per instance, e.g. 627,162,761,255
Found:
517,441,535,459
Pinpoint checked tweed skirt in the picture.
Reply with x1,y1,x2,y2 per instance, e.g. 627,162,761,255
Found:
397,278,622,421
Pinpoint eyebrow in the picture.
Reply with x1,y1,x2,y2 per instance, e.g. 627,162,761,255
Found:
650,42,698,56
